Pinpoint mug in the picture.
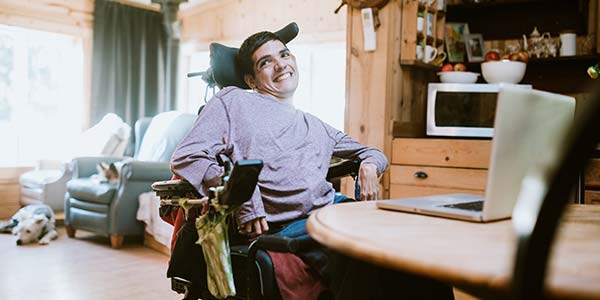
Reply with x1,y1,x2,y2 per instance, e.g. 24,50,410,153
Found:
416,45,424,61
424,45,438,63
417,15,424,33
559,30,576,56
431,51,447,66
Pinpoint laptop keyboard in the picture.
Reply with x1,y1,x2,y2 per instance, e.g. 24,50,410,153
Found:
442,201,484,212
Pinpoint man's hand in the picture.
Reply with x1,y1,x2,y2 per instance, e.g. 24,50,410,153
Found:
358,162,380,201
239,217,269,239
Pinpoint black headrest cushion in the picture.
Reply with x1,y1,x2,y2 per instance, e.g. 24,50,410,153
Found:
208,22,299,89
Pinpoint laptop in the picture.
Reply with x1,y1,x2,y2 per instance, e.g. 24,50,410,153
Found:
377,86,576,222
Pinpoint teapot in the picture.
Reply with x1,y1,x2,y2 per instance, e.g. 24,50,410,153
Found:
523,27,558,58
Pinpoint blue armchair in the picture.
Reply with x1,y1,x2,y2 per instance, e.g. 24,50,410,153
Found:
64,111,196,248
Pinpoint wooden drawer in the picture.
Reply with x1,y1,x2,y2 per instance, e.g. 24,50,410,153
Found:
584,158,600,188
392,138,491,169
390,165,487,190
584,190,600,205
390,184,485,199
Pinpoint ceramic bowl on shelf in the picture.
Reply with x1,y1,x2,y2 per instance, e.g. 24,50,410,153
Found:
481,60,527,84
437,71,480,84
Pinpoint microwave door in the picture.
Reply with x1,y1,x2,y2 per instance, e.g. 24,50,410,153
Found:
427,84,497,138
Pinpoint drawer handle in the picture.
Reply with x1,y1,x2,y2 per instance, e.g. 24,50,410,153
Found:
414,171,428,179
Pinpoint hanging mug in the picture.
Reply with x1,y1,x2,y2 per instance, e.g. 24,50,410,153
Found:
424,45,438,63
431,51,447,66
416,45,424,61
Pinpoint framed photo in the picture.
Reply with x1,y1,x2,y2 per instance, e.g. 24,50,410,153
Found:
464,33,485,62
444,23,470,63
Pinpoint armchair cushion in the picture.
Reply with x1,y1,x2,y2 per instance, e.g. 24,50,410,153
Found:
135,111,197,162
66,178,117,204
75,113,131,157
20,166,71,211
20,170,63,186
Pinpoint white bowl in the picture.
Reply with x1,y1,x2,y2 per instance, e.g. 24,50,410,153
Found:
481,60,527,84
437,71,480,84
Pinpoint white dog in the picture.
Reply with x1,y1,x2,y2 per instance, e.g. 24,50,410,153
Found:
0,204,58,245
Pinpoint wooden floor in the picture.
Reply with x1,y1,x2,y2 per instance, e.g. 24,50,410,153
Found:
0,226,180,300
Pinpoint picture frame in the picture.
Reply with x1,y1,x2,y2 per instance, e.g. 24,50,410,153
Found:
464,33,485,62
444,23,470,63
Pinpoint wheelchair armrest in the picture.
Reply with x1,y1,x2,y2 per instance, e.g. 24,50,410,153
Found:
326,159,360,181
151,179,201,199
249,234,313,257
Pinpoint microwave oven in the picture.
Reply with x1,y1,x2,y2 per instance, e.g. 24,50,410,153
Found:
426,83,532,138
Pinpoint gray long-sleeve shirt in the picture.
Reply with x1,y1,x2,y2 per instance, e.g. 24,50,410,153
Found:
171,87,388,224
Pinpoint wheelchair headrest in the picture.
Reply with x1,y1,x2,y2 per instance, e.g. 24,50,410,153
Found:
189,22,299,90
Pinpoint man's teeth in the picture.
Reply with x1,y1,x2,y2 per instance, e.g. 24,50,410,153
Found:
275,73,291,82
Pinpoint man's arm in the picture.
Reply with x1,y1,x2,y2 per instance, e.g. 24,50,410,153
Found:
171,93,267,234
170,97,231,194
322,122,388,200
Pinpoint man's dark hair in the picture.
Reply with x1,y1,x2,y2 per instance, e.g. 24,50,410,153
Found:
236,31,285,78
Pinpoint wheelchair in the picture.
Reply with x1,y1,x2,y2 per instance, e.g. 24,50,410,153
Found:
154,22,362,300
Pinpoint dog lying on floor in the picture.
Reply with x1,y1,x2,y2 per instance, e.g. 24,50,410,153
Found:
0,204,58,245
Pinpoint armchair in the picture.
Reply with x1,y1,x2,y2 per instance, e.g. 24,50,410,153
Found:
64,111,196,248
19,113,131,212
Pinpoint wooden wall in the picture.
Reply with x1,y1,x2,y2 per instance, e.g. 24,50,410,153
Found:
343,0,405,198
179,0,347,49
0,0,93,35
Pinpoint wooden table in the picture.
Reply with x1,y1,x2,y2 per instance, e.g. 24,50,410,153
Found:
307,201,600,299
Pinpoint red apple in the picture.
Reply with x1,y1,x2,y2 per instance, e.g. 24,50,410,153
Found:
516,51,529,63
453,63,467,72
484,51,500,61
441,63,454,72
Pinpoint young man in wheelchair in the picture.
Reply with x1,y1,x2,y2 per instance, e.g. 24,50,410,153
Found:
170,30,453,299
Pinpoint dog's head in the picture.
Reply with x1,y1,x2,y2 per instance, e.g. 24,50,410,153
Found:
14,214,49,245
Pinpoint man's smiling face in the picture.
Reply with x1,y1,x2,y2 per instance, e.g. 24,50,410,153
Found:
247,40,299,102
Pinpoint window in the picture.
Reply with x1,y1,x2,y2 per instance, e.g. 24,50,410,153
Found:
289,42,346,131
0,24,84,166
178,50,216,113
180,42,346,131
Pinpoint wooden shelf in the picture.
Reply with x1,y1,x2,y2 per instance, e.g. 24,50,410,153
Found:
463,55,600,93
400,0,446,66
400,60,442,70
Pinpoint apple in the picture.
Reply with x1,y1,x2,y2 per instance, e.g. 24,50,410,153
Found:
509,53,520,61
484,51,500,61
516,51,529,63
454,63,467,72
441,63,454,72
501,54,511,60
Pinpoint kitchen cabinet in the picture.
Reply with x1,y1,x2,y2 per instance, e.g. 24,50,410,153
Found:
343,1,596,198
390,138,490,198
